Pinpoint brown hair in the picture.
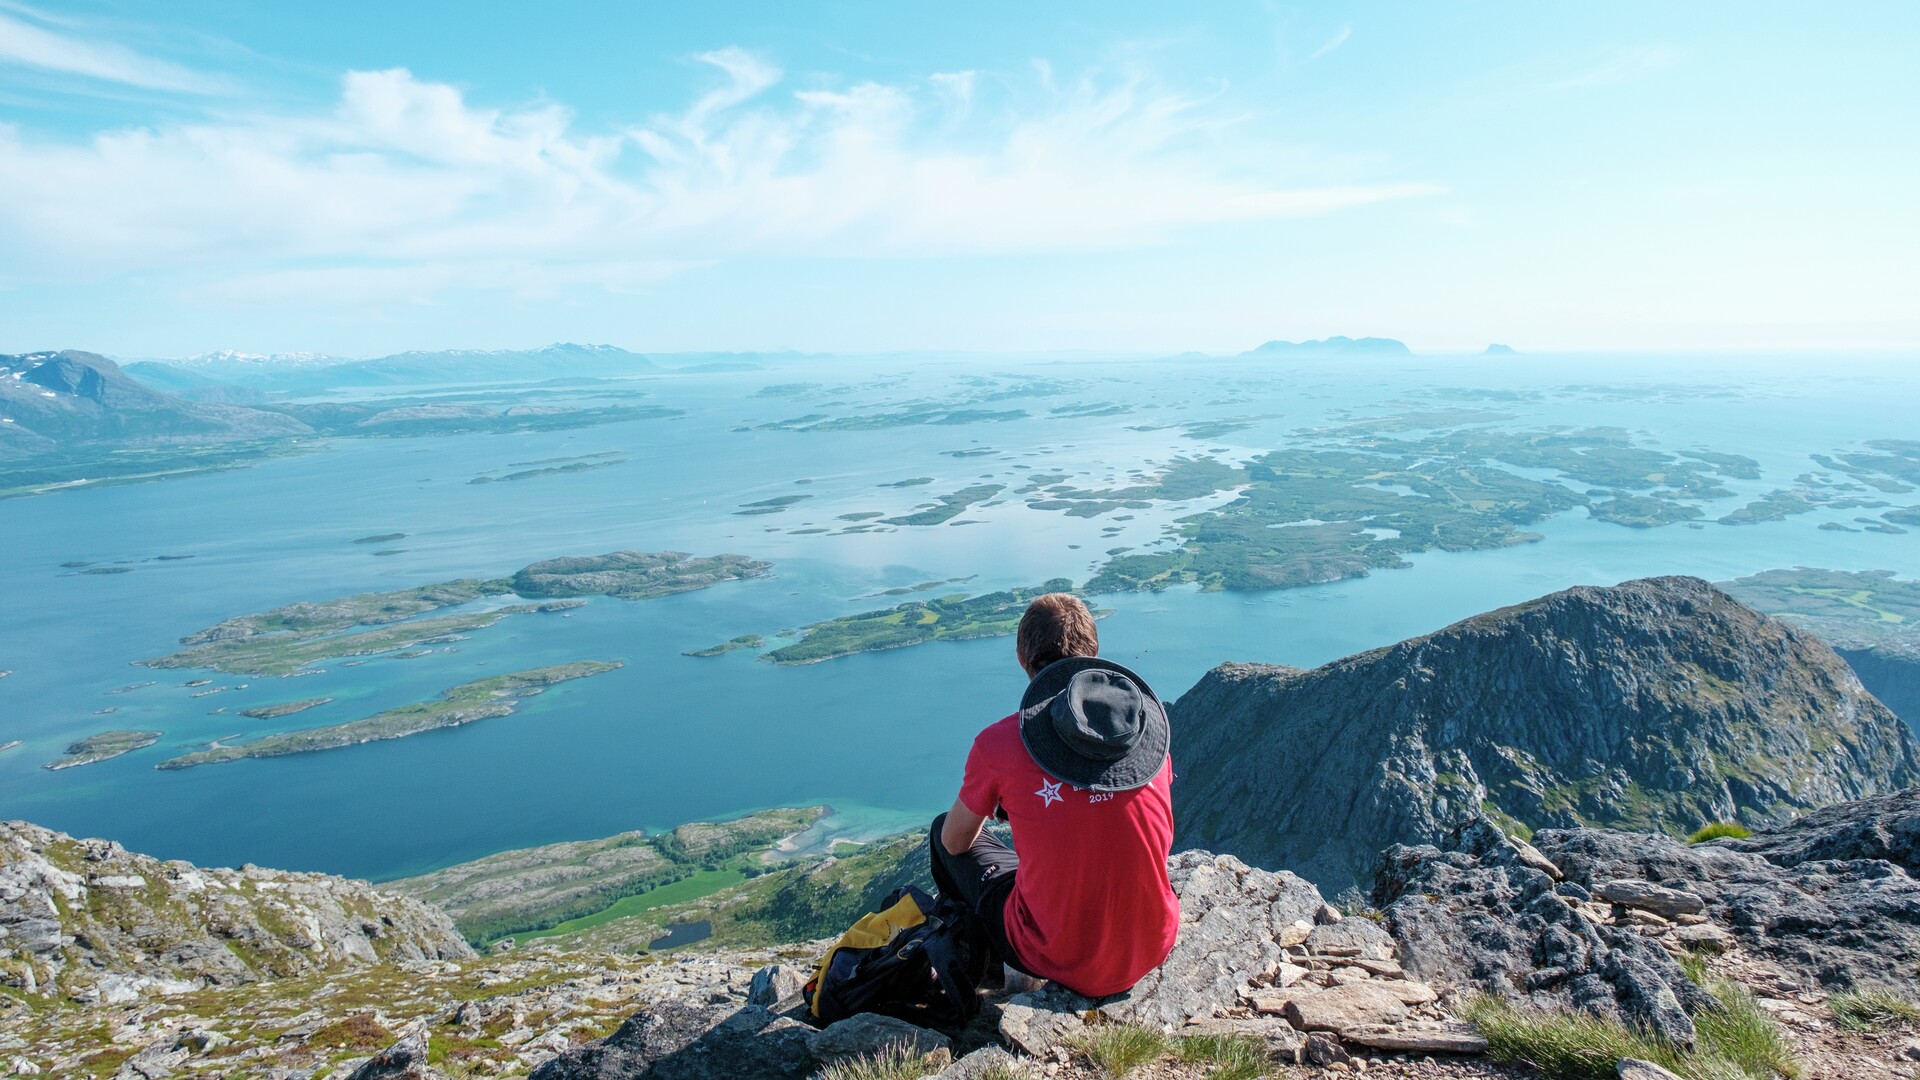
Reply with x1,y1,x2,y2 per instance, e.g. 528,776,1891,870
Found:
1017,593,1098,673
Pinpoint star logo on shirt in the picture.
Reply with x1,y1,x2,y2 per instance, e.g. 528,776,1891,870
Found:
1035,780,1063,808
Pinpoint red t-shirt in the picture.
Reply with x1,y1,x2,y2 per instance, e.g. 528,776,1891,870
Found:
958,712,1179,997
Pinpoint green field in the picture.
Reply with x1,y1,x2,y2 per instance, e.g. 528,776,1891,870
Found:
506,868,747,945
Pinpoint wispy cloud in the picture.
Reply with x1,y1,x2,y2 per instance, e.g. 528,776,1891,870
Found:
1308,24,1352,61
0,8,221,93
0,52,1437,300
1556,43,1678,88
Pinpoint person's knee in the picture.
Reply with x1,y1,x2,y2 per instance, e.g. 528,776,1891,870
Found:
928,812,948,845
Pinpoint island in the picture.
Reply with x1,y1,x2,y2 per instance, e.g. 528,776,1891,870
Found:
155,662,622,770
351,533,408,545
1481,343,1518,356
45,730,162,771
1074,425,1761,594
239,698,333,720
141,551,770,675
470,457,622,484
1238,336,1411,358
684,635,763,658
764,579,1089,665
0,740,20,753
733,495,812,515
881,484,1003,526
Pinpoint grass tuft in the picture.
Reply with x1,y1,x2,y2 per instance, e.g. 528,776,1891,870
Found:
1072,1023,1171,1077
1462,985,1799,1080
1174,1032,1273,1079
1689,822,1752,843
1692,979,1799,1079
814,1040,936,1080
1829,988,1920,1032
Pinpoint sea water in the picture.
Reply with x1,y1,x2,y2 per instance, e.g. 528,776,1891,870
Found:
1,352,1916,881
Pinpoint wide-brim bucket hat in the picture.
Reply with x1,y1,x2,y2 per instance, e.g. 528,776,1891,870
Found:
1018,656,1168,792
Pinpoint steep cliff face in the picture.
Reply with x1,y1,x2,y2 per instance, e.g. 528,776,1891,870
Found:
1170,576,1920,890
0,820,471,1006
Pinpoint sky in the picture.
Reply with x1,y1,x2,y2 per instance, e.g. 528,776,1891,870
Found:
0,1,1915,358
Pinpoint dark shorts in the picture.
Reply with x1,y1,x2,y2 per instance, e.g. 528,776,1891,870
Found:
927,812,1041,978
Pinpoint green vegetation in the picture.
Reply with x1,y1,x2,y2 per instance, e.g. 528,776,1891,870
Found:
1828,988,1920,1031
509,550,771,600
387,807,824,946
174,578,516,644
814,1041,947,1080
470,458,622,484
155,662,621,770
684,634,764,657
764,579,1080,664
43,730,161,771
734,494,813,514
1720,567,1920,649
1463,980,1799,1080
0,440,309,500
508,869,747,945
1173,1033,1274,1080
1689,822,1753,843
1072,1024,1169,1078
145,551,770,675
145,605,554,676
239,698,332,720
881,483,1003,526
1077,426,1767,595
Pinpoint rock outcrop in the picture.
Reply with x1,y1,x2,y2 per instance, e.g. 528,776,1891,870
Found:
1172,576,1920,890
0,819,471,1005
1377,791,1920,1051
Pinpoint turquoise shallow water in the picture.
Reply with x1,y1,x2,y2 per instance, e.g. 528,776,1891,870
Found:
1,352,1916,881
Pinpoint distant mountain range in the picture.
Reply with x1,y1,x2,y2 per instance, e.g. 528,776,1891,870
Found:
1238,336,1413,358
0,350,310,459
127,342,658,393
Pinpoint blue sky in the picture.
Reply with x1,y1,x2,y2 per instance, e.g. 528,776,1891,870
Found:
0,1,1914,357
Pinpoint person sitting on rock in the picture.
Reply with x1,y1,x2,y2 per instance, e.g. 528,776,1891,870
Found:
929,592,1178,998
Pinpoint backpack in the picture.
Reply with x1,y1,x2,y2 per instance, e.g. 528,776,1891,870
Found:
805,884,991,1028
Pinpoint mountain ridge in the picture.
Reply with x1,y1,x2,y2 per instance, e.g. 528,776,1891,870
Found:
1170,575,1919,890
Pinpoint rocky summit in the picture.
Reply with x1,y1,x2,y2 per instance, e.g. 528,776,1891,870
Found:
0,819,470,1007
1170,575,1919,890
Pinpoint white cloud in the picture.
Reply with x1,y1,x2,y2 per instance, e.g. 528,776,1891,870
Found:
1308,24,1352,61
0,10,220,93
0,55,1438,297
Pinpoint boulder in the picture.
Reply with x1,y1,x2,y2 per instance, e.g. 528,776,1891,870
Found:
1177,1015,1305,1057
1302,1031,1351,1066
1342,1023,1489,1054
997,988,1090,1055
1617,1059,1685,1080
807,1013,949,1063
346,1026,444,1080
1593,880,1706,919
1282,983,1409,1033
929,1046,1021,1080
528,1002,814,1080
746,964,806,1008
1305,919,1396,961
1092,851,1327,1029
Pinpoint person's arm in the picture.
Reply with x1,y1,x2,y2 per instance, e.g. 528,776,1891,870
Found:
940,796,987,855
